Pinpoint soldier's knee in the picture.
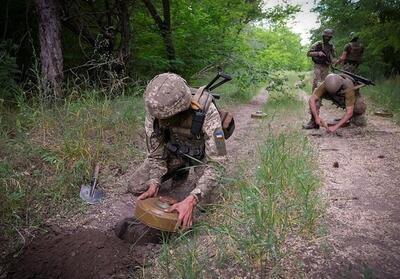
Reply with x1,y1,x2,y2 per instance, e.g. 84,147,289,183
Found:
351,114,367,127
126,162,151,195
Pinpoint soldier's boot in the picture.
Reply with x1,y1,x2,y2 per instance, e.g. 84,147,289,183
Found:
302,114,320,129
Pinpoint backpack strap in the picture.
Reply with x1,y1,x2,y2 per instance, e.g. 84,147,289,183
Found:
191,86,213,112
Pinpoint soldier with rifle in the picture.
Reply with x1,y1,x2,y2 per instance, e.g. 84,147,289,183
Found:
335,32,364,73
306,69,374,132
126,72,234,229
303,29,336,129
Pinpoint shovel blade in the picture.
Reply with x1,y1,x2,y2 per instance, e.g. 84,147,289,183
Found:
80,185,104,204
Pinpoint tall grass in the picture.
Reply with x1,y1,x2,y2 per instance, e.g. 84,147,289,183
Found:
363,75,400,123
0,91,145,244
148,132,320,278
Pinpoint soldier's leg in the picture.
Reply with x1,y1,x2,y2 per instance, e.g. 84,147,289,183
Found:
303,65,322,129
351,95,367,126
127,159,152,195
343,63,358,74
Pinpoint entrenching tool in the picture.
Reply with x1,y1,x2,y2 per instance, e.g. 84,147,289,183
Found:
80,163,104,204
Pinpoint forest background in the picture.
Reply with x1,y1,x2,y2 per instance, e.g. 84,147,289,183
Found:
0,0,399,257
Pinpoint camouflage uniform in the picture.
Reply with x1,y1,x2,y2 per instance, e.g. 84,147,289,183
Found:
309,41,336,92
303,37,336,129
313,74,367,126
342,41,364,74
128,73,225,203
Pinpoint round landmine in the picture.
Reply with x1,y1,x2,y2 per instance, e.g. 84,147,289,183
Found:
374,110,393,117
134,197,178,232
251,111,268,118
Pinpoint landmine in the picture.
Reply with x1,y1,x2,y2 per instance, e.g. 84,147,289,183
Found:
251,111,268,118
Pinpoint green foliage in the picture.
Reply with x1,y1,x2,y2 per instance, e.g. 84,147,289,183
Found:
311,0,400,78
0,41,22,102
264,71,305,112
363,75,400,123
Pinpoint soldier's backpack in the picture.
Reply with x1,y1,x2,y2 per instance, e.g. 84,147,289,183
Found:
190,85,235,139
346,42,364,64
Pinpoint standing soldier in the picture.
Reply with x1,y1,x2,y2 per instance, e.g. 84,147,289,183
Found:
335,32,364,73
303,28,336,129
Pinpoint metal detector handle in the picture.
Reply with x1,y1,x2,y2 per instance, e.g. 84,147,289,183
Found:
208,72,233,91
90,164,100,196
205,72,233,91
218,72,232,81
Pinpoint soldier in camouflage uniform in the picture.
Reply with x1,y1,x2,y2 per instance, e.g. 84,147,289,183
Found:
335,32,364,73
303,29,336,129
307,73,366,132
127,73,226,229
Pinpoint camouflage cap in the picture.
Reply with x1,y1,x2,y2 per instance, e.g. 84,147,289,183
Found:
322,29,334,37
349,32,359,40
144,73,192,119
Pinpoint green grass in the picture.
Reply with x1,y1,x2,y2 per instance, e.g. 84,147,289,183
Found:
363,75,400,123
146,130,321,278
0,91,145,249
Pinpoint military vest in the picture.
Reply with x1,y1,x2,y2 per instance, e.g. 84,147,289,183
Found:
312,42,334,65
156,110,206,161
345,42,364,64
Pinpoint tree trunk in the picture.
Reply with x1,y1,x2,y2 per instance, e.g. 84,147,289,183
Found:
117,0,131,65
141,0,176,72
35,0,64,99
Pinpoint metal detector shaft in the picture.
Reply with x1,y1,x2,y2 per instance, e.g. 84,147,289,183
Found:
205,72,232,91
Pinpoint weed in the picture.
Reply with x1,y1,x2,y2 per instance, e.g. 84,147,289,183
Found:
363,75,400,123
0,92,145,253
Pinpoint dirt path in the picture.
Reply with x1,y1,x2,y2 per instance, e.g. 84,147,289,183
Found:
303,100,400,278
4,90,269,279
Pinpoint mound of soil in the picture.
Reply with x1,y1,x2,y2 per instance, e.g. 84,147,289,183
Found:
6,229,134,279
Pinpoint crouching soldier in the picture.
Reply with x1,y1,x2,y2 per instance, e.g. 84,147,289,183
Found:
308,73,366,133
127,73,227,229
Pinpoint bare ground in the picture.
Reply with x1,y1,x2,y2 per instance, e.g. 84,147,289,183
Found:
301,98,400,278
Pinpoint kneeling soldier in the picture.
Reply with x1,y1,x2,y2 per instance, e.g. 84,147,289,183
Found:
127,73,226,229
308,73,366,133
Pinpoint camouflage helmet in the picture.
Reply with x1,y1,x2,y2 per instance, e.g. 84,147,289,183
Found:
322,29,334,37
349,32,359,41
325,74,344,93
144,73,192,119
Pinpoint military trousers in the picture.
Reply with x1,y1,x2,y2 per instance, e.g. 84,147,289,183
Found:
127,154,207,201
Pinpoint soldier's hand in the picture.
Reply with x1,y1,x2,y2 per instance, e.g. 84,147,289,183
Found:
318,51,326,57
138,182,159,200
315,117,322,126
164,195,197,230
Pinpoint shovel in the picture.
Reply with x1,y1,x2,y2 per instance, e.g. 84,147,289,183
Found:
80,163,104,204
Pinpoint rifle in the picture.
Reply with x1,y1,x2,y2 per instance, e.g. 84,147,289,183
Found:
332,66,375,86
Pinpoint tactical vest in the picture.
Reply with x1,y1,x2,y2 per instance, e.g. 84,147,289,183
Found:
345,42,364,64
312,42,334,65
156,87,235,160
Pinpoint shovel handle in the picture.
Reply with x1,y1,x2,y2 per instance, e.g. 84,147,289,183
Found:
93,163,100,180
90,163,100,197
